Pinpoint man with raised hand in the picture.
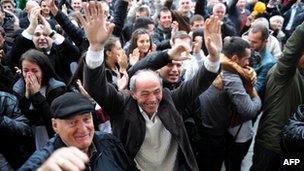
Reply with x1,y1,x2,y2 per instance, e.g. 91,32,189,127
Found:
81,1,222,170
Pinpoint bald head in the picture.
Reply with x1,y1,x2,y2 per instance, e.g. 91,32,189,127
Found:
130,70,163,116
130,70,162,92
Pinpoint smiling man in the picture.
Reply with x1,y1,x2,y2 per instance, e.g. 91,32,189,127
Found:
19,92,134,170
82,2,222,170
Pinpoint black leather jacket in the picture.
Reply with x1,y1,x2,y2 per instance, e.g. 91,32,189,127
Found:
0,91,33,169
19,132,136,171
281,105,304,170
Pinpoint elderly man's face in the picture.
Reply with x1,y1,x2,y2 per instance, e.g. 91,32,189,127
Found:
33,25,53,51
132,73,162,116
71,0,82,12
52,113,94,153
270,19,283,31
213,5,226,21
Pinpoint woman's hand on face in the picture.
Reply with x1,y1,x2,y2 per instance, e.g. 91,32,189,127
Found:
117,51,128,73
30,73,41,94
25,75,32,99
25,73,41,97
129,48,140,66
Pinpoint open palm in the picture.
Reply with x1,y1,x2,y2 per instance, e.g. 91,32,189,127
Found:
204,15,222,62
77,1,114,50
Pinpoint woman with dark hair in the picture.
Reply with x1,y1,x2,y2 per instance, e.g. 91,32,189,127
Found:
104,36,128,90
69,36,128,92
126,28,153,66
13,49,66,150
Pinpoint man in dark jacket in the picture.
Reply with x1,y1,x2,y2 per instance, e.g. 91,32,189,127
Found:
82,2,221,170
251,19,304,171
0,91,33,170
19,92,134,170
281,105,304,171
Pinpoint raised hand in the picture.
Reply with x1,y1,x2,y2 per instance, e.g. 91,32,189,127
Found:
38,15,52,35
117,72,129,91
14,67,22,75
171,21,179,37
117,51,128,73
167,43,191,61
246,66,257,85
129,48,140,66
27,6,41,34
3,9,20,27
44,0,58,16
77,1,115,51
203,15,222,62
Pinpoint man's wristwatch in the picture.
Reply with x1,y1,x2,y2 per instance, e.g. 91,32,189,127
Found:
49,31,56,38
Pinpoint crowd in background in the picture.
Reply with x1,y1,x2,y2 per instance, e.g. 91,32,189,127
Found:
0,0,304,170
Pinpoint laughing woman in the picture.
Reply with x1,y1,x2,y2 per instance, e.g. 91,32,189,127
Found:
126,28,154,66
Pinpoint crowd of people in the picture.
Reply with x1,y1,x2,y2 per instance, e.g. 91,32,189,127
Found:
0,0,303,170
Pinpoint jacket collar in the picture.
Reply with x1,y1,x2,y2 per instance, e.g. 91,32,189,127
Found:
125,93,180,138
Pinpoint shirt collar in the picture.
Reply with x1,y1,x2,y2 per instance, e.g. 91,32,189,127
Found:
138,106,157,123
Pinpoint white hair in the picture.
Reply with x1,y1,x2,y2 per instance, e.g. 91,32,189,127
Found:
129,69,162,92
269,15,284,24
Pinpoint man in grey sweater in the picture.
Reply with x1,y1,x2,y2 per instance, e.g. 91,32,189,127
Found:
191,36,262,171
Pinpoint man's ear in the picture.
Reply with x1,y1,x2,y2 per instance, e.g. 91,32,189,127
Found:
231,55,238,62
131,91,137,100
105,50,111,57
52,118,58,133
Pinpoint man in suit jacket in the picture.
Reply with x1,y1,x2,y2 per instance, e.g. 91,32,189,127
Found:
81,2,222,170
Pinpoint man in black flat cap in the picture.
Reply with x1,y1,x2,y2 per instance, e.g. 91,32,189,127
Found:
19,92,135,171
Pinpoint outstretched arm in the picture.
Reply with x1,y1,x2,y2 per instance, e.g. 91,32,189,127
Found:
46,0,87,50
273,21,304,84
172,15,222,108
80,1,125,116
